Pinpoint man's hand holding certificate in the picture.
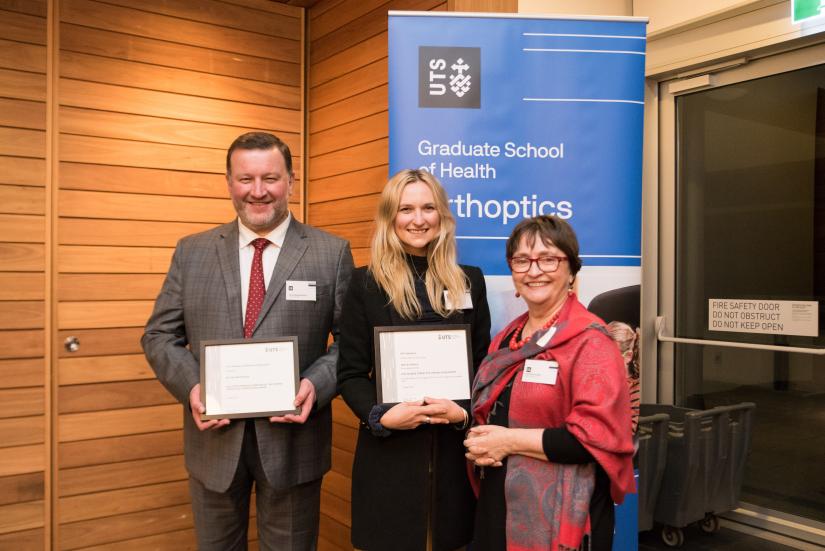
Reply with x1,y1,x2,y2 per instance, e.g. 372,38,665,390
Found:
374,325,473,404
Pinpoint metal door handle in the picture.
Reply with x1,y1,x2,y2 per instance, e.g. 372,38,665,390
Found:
64,336,80,353
656,316,825,355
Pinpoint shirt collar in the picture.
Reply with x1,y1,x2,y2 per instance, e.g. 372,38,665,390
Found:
237,213,291,249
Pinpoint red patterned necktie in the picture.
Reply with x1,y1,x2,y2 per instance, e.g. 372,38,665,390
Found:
244,238,270,339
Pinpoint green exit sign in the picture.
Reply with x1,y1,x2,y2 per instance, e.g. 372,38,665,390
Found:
794,0,825,23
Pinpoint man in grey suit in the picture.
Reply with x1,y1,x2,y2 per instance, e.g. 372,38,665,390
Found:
142,132,354,550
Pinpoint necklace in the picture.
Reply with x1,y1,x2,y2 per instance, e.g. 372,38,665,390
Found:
409,257,427,282
509,300,566,351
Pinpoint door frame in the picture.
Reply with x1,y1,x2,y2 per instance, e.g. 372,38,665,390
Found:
651,40,825,547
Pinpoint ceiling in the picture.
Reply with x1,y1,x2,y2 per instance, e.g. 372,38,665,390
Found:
273,0,322,7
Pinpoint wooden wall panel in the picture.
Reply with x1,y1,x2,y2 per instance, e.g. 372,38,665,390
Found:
58,219,217,247
58,161,226,196
0,528,44,551
310,32,386,88
0,472,44,506
0,3,47,548
76,528,196,551
0,501,44,536
57,274,165,301
0,358,44,388
311,112,387,157
60,24,299,87
53,1,304,548
59,455,187,497
0,157,46,186
58,354,155,386
308,165,388,204
60,80,300,133
0,127,46,157
61,0,299,61
0,98,47,129
58,431,183,469
58,380,174,414
0,184,46,215
58,480,189,524
310,84,387,134
59,107,301,153
0,38,46,72
59,190,234,223
58,503,193,551
57,246,174,274
0,416,45,447
0,9,45,44
0,444,45,477
60,51,300,108
57,327,143,358
97,0,300,39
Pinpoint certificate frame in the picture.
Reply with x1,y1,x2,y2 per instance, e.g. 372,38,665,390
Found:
199,336,300,420
373,324,472,405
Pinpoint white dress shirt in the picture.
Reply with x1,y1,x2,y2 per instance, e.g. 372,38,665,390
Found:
238,214,290,321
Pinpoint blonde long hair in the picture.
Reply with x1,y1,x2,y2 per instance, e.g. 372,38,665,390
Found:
368,169,468,320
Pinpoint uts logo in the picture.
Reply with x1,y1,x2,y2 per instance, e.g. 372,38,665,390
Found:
419,46,480,108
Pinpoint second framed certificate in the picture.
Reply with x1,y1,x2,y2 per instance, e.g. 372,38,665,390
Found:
374,325,472,404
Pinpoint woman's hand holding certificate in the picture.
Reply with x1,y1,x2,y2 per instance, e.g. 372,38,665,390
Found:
379,399,450,430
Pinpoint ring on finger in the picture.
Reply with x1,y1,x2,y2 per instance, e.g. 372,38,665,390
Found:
425,415,431,424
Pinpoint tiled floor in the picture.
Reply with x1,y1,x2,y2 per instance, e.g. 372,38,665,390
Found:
639,382,825,551
702,385,825,524
639,524,798,551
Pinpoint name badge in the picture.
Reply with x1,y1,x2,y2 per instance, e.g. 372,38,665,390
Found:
444,290,473,310
286,280,316,301
522,359,559,385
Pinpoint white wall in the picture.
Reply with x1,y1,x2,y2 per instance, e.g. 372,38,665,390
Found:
518,0,631,16
519,0,788,39
633,0,752,33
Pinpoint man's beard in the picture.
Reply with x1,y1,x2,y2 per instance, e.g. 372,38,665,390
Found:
235,199,287,232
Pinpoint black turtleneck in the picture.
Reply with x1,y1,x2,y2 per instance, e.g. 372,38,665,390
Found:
405,253,443,323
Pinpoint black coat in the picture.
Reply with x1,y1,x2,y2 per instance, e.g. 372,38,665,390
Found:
337,264,491,551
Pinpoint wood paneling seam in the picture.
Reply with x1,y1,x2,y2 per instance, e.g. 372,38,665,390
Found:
46,0,58,548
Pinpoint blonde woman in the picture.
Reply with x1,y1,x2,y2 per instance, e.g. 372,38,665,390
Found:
337,169,491,551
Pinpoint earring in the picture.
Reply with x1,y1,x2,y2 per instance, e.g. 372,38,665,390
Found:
515,291,520,298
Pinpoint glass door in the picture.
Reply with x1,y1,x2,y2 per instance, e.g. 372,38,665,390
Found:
658,44,825,545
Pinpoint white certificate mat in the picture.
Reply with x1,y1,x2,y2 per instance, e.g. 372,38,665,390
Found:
374,325,472,404
200,337,300,419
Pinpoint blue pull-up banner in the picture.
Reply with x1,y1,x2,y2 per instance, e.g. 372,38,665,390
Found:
388,12,647,333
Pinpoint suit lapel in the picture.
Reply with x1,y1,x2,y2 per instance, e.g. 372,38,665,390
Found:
252,217,308,335
216,221,244,336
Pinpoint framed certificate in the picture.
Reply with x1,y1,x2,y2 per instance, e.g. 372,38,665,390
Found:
199,337,300,420
373,325,472,404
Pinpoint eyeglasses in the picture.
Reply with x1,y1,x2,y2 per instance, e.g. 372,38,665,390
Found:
508,255,568,273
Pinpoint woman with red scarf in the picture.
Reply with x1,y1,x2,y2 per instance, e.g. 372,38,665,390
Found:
465,216,635,551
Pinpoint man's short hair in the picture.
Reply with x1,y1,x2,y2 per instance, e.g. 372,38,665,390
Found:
226,132,293,175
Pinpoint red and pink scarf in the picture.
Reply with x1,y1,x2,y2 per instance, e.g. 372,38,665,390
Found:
470,297,635,551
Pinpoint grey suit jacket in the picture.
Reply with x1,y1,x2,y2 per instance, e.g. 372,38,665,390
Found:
142,217,354,492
